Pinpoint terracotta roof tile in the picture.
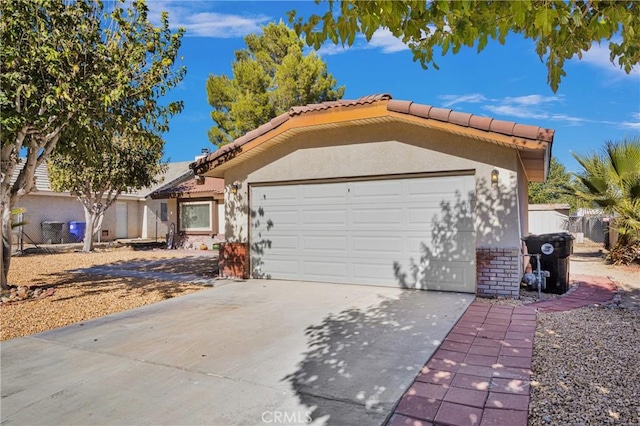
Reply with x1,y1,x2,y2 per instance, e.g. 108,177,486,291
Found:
449,111,473,127
192,94,555,175
469,115,493,131
150,177,223,199
489,119,516,135
386,99,411,114
408,103,432,119
428,107,452,122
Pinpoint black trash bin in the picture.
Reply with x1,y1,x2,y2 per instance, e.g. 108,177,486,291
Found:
523,232,574,294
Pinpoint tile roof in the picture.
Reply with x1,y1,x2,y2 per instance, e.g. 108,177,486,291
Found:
192,94,554,176
149,176,224,199
11,160,193,198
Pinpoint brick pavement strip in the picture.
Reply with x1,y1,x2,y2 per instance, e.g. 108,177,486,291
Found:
386,276,616,426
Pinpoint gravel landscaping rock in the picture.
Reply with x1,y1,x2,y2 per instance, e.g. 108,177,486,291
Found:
478,243,640,425
1,248,213,341
530,306,640,425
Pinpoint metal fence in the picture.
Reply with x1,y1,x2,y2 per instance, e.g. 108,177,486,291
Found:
12,219,81,251
568,215,608,244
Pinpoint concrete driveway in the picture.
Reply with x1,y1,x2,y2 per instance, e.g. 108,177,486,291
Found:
1,280,473,425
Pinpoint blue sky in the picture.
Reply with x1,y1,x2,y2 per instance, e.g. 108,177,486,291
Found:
148,1,640,173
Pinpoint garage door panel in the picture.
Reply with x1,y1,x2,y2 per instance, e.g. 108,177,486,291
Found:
302,235,348,253
351,261,399,284
302,209,348,226
352,236,404,254
351,208,404,226
302,260,349,281
406,235,476,262
255,185,299,202
421,261,473,292
252,209,298,232
250,175,476,293
350,180,404,202
253,257,300,279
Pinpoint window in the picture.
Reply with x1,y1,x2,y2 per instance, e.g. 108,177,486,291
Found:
179,201,211,232
160,202,168,222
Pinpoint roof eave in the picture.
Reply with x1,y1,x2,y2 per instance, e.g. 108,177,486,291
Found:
194,99,553,180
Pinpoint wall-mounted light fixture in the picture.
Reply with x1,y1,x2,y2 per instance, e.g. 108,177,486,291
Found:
230,183,240,194
491,169,499,185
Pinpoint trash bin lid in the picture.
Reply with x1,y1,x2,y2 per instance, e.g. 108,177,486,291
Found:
537,232,574,241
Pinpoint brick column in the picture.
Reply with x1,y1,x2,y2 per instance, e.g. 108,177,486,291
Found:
219,242,249,279
476,247,521,298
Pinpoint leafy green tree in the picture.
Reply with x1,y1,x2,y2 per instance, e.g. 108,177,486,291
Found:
0,0,184,289
288,1,640,92
528,157,577,209
48,131,166,252
207,21,345,147
572,138,640,264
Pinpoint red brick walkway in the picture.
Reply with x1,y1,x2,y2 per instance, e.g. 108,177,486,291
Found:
527,274,617,312
387,275,617,426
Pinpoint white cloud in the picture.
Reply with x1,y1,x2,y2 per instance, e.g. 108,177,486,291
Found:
315,43,351,56
483,104,557,121
439,94,487,108
622,112,640,130
502,95,562,106
478,95,638,129
483,96,584,125
146,2,270,38
366,29,409,53
315,28,409,56
179,12,270,38
579,42,640,77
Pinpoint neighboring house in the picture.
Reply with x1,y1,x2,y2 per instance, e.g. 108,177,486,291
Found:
148,175,225,249
11,155,222,247
528,204,570,235
193,94,554,298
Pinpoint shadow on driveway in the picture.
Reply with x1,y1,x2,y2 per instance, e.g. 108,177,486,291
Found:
282,290,473,425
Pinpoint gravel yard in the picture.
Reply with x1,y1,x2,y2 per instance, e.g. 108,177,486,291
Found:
1,247,214,341
527,245,640,425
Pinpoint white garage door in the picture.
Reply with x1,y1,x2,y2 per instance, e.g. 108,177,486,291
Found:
250,175,476,293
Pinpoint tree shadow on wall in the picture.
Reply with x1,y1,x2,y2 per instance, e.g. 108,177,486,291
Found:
281,290,472,425
250,206,273,279
222,186,273,279
393,177,517,290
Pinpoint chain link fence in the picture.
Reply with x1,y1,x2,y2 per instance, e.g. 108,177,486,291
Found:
568,215,608,244
12,216,82,252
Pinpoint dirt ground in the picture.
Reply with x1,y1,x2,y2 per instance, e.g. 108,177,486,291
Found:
570,241,640,309
1,247,215,341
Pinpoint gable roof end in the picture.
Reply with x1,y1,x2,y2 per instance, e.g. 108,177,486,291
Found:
192,94,554,181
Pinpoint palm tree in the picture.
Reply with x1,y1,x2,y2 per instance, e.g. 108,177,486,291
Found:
572,137,640,264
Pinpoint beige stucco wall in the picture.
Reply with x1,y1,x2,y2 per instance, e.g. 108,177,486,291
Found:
14,193,85,243
223,121,525,250
13,193,145,244
141,199,176,240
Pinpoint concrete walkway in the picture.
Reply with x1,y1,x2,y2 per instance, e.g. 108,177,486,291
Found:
387,275,617,426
